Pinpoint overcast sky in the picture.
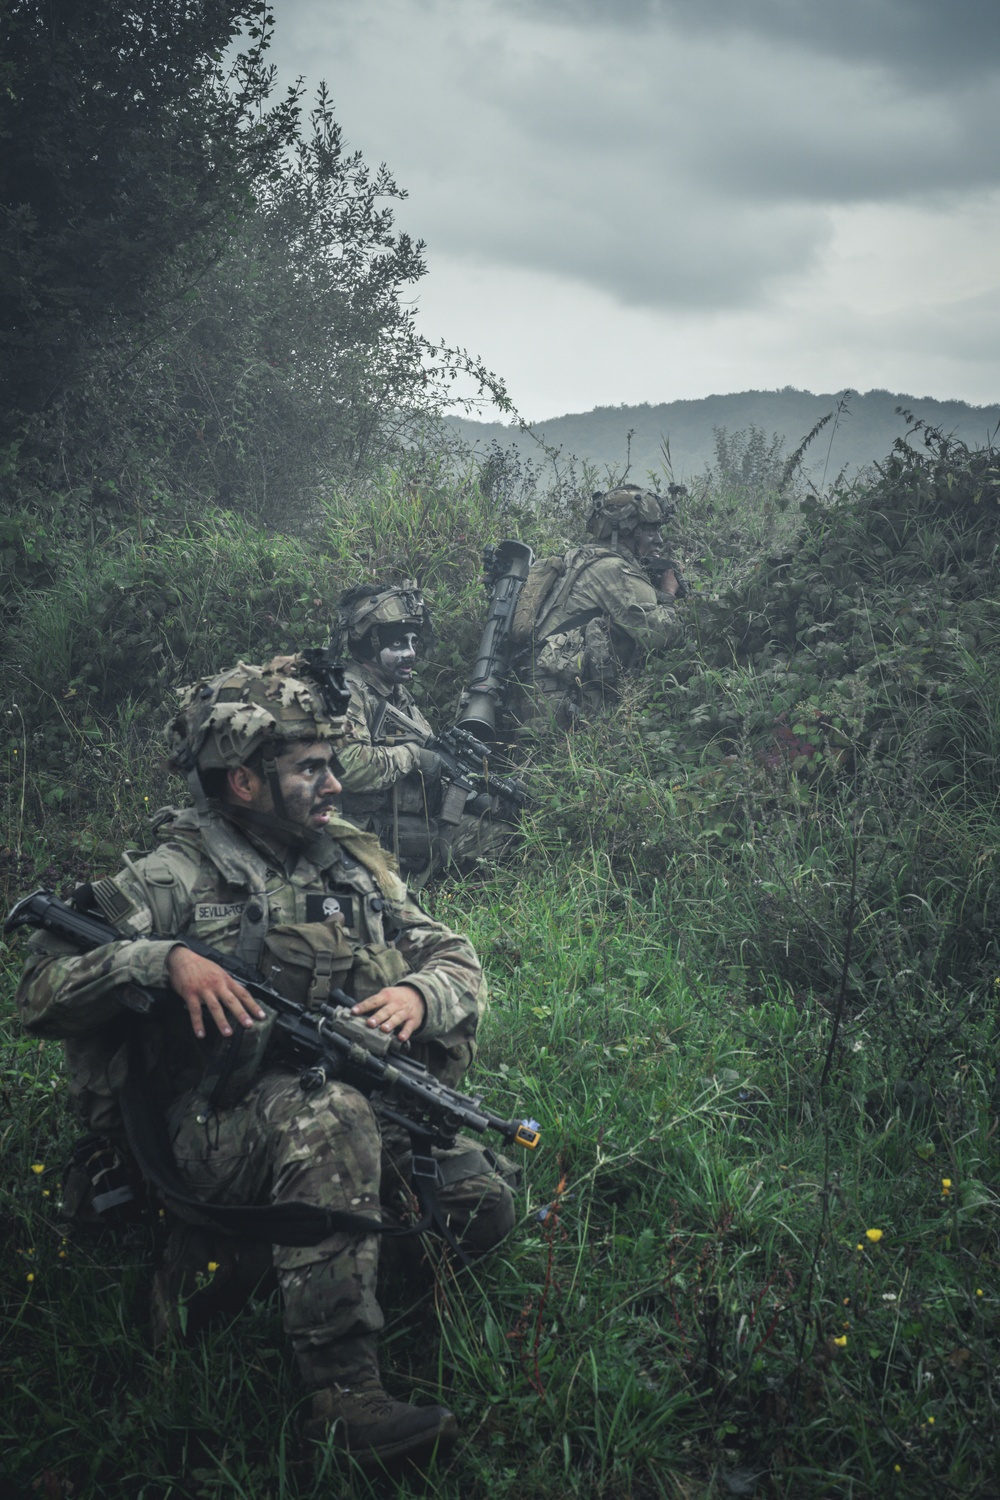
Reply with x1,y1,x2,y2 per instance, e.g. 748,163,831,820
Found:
268,0,1000,422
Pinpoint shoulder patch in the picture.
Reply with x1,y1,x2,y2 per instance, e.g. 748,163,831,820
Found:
90,877,136,925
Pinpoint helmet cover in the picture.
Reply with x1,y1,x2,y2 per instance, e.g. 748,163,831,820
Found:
338,580,429,654
166,654,346,775
585,485,674,542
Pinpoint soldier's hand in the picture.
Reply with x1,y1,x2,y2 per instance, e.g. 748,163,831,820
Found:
413,747,446,780
659,566,680,597
351,983,426,1041
167,945,267,1040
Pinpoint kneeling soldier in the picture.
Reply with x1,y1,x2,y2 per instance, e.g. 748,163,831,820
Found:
15,655,514,1466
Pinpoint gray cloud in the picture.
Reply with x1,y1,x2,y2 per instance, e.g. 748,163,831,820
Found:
269,0,1000,318
510,0,1000,84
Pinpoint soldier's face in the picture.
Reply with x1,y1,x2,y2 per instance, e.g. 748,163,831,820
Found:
232,740,342,829
376,629,419,685
634,524,662,558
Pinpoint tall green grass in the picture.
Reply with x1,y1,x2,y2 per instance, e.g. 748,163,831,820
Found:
4,438,1000,1496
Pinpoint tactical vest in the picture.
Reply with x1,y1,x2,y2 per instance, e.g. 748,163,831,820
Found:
62,807,407,1127
338,670,436,826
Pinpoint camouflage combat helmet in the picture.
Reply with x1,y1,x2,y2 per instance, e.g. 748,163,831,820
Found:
166,654,349,815
585,485,674,545
166,655,346,774
337,580,429,657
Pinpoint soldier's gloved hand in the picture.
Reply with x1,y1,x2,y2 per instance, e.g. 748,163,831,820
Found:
413,747,446,780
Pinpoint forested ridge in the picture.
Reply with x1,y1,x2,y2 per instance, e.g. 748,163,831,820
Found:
3,6,1000,1498
448,386,1000,488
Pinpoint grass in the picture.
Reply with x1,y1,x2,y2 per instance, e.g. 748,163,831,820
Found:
3,441,1000,1495
4,834,1000,1497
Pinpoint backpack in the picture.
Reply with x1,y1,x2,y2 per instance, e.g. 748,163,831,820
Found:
508,555,567,646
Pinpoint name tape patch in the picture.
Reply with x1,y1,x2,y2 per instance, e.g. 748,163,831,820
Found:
195,902,246,923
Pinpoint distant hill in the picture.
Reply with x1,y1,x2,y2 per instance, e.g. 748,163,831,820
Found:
446,388,1000,486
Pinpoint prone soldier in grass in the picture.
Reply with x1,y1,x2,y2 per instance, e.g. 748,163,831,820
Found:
14,654,515,1466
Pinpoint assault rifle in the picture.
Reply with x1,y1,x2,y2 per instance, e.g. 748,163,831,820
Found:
427,725,530,816
378,701,529,824
5,889,542,1160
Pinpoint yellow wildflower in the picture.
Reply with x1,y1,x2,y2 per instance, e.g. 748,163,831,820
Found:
26,1273,34,1283
833,1335,848,1347
976,1288,984,1297
865,1228,883,1243
941,1178,952,1195
30,1163,45,1175
207,1261,219,1274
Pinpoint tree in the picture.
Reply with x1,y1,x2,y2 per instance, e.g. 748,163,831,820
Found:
0,3,509,527
136,87,433,516
0,0,299,432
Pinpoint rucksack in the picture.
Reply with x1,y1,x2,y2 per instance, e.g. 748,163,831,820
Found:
508,554,567,646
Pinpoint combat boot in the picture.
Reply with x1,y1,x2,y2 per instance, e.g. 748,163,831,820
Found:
302,1335,457,1465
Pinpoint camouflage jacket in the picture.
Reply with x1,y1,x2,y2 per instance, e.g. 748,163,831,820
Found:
16,805,486,1132
533,544,682,665
338,660,435,823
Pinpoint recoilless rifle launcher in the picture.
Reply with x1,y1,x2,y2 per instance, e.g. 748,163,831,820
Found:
456,538,534,742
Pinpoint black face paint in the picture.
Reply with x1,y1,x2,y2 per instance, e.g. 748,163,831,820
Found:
252,742,342,833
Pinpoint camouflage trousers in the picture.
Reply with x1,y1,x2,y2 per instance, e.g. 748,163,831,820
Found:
168,1067,515,1384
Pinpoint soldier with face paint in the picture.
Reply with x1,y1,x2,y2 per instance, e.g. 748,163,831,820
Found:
335,582,513,885
14,654,515,1467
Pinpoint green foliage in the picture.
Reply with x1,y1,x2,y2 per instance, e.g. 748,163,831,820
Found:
0,0,297,430
708,423,791,505
0,4,510,528
4,862,1000,1496
4,427,1000,1494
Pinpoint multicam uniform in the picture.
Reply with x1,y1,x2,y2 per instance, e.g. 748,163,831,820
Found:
338,659,507,882
15,660,513,1396
514,541,683,732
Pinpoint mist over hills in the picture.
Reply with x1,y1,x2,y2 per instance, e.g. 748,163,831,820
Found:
447,388,1000,486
